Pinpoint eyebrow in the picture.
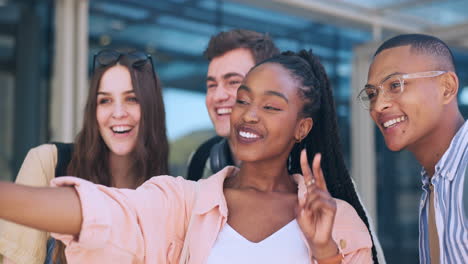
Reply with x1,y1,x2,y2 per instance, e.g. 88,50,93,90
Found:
238,84,250,92
223,72,244,80
207,72,244,82
97,90,135,96
238,85,289,103
266,90,289,103
365,71,405,88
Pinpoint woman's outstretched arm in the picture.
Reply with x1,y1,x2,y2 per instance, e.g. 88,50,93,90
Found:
0,182,82,236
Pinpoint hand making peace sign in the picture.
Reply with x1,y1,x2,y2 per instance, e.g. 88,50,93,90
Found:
297,149,341,261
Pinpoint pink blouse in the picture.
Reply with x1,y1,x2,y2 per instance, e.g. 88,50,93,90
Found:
51,166,373,264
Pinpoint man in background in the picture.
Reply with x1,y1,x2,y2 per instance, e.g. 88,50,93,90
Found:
186,29,279,180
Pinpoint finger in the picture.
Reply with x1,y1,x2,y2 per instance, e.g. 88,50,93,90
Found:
299,207,313,221
305,200,337,221
305,187,329,200
298,193,306,208
312,153,328,191
303,184,319,207
304,190,333,211
303,188,329,214
298,198,312,219
295,202,303,218
301,149,315,188
308,196,337,213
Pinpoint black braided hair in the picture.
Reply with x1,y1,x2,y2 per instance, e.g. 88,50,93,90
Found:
255,50,379,263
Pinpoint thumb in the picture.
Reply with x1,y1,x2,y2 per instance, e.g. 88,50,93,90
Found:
295,201,306,220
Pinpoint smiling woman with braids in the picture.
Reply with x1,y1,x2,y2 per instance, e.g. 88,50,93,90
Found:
0,50,375,263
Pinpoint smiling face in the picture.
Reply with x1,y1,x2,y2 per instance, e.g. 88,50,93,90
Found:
206,48,256,137
230,62,312,163
368,45,446,151
96,65,141,157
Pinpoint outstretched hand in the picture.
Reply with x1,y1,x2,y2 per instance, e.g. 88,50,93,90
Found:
297,149,339,260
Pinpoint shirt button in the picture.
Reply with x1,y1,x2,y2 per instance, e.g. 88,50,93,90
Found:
340,239,347,249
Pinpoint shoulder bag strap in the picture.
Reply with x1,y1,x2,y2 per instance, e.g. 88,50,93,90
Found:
51,142,74,177
187,136,223,181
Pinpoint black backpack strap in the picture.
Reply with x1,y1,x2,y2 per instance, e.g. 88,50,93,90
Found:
45,142,74,262
209,138,234,174
187,136,223,181
51,142,74,177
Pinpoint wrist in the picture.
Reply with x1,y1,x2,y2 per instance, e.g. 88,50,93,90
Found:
310,239,340,260
316,252,343,264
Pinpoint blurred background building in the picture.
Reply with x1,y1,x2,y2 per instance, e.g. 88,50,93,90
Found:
1,0,468,262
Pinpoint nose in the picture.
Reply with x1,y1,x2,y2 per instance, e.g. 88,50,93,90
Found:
372,93,392,113
213,85,230,102
112,102,128,119
242,105,259,123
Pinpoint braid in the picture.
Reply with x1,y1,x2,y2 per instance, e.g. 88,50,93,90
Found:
257,50,379,263
307,53,379,263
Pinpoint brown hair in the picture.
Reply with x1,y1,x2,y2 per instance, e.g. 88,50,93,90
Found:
203,29,279,63
52,53,169,263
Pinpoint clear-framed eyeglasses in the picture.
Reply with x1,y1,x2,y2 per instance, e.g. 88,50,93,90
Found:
357,71,447,110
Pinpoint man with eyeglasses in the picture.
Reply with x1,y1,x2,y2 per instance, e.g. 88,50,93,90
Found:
359,34,467,263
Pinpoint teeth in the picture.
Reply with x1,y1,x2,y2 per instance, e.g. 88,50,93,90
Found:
239,131,260,139
112,126,131,133
383,116,407,128
217,108,232,115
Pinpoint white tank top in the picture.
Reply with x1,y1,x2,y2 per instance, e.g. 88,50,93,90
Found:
205,219,310,264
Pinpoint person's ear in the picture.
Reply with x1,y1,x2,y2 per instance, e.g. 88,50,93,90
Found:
295,117,313,143
441,71,459,105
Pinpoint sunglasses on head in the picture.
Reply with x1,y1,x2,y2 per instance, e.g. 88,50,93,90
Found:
92,49,154,73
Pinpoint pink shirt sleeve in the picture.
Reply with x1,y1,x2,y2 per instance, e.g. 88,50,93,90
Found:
50,175,195,263
333,200,373,264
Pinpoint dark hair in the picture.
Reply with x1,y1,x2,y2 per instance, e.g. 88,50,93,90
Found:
255,50,379,263
69,54,169,184
52,53,170,263
375,33,455,72
204,29,280,63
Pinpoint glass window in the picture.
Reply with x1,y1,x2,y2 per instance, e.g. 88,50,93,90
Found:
0,1,53,181
88,0,371,176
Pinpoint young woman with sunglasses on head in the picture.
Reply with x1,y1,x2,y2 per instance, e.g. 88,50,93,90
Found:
0,50,169,264
0,50,376,264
